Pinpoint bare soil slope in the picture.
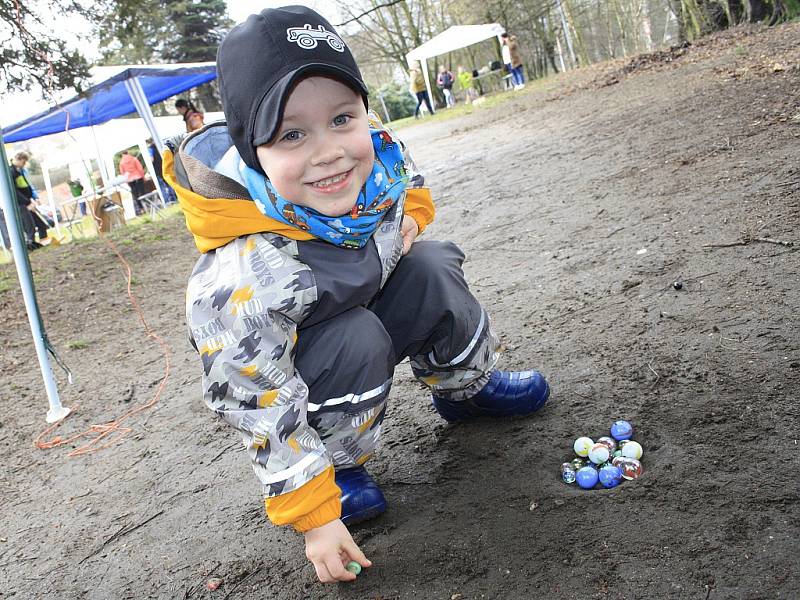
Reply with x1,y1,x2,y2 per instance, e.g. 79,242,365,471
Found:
1,23,798,600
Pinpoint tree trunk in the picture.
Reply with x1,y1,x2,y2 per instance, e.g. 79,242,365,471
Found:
639,0,655,51
680,0,706,40
540,15,560,74
562,0,590,66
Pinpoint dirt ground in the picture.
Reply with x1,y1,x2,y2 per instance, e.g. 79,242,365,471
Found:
1,23,799,600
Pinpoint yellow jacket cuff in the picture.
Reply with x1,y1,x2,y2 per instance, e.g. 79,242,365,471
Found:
264,466,342,532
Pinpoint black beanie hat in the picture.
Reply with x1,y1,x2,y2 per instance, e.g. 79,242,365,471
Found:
217,5,369,173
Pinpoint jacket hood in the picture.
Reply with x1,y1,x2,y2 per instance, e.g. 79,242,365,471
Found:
163,122,315,253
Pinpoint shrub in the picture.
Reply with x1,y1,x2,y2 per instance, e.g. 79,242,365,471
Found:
368,81,417,122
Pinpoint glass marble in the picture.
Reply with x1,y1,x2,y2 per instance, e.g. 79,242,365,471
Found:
346,561,362,575
598,465,623,488
573,437,594,458
588,443,610,465
619,458,643,480
610,420,634,441
597,436,617,453
621,440,643,460
576,466,599,489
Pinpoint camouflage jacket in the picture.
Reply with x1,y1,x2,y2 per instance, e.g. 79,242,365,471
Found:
168,121,428,497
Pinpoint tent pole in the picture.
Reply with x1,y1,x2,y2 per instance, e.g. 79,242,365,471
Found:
125,77,166,206
125,76,165,153
91,125,111,188
378,93,392,123
138,140,166,208
421,57,435,115
41,161,61,238
0,132,70,423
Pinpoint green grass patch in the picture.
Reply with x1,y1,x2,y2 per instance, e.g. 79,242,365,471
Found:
66,339,89,350
388,82,546,131
0,272,12,293
0,204,184,264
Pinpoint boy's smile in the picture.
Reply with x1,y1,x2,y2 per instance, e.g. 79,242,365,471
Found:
256,76,374,217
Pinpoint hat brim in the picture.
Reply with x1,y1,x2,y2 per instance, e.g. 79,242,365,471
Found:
252,63,369,148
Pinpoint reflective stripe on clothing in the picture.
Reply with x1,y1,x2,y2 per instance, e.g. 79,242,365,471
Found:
307,379,392,413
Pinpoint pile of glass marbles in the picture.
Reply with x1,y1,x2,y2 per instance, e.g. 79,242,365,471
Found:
561,420,644,489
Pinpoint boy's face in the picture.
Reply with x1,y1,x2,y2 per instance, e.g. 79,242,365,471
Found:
256,76,374,217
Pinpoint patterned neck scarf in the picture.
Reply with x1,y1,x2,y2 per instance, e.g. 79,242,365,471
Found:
241,128,408,249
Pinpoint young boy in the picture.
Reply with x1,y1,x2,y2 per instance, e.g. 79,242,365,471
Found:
164,6,550,584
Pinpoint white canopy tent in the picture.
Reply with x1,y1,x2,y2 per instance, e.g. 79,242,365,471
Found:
405,23,506,110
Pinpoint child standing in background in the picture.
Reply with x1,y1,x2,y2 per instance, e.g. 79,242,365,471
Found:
458,65,479,103
437,65,456,107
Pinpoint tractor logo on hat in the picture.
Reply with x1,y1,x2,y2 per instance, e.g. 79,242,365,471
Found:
286,24,345,52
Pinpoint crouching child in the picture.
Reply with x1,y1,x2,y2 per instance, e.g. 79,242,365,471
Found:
164,5,550,584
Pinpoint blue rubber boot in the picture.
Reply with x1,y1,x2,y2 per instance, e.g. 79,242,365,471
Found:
431,370,550,423
335,466,387,526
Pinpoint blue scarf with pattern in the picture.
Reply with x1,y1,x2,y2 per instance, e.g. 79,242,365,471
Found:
241,128,408,249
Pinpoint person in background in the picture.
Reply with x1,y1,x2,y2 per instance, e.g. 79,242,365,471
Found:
146,138,177,204
501,32,513,89
118,149,146,215
409,62,434,118
8,151,48,250
436,65,455,108
175,98,205,132
501,33,525,90
457,66,478,104
68,179,87,216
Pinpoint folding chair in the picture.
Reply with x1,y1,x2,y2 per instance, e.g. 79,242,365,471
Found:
138,191,164,220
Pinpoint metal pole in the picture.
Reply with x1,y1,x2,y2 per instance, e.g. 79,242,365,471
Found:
420,57,435,114
91,125,111,188
125,77,166,206
0,132,70,423
378,93,392,123
124,76,165,153
41,161,62,238
138,140,166,209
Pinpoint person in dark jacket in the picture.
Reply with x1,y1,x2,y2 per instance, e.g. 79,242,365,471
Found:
436,65,456,108
146,138,176,204
9,151,48,249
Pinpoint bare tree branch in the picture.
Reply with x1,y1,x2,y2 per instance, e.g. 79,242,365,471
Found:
336,0,407,27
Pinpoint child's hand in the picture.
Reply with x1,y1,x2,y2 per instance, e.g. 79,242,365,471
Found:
401,215,419,255
304,519,372,583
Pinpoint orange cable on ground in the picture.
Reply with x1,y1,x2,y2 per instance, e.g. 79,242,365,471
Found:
34,222,173,456
15,0,173,456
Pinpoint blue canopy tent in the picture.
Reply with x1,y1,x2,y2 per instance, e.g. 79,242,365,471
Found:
0,62,216,423
3,62,217,151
